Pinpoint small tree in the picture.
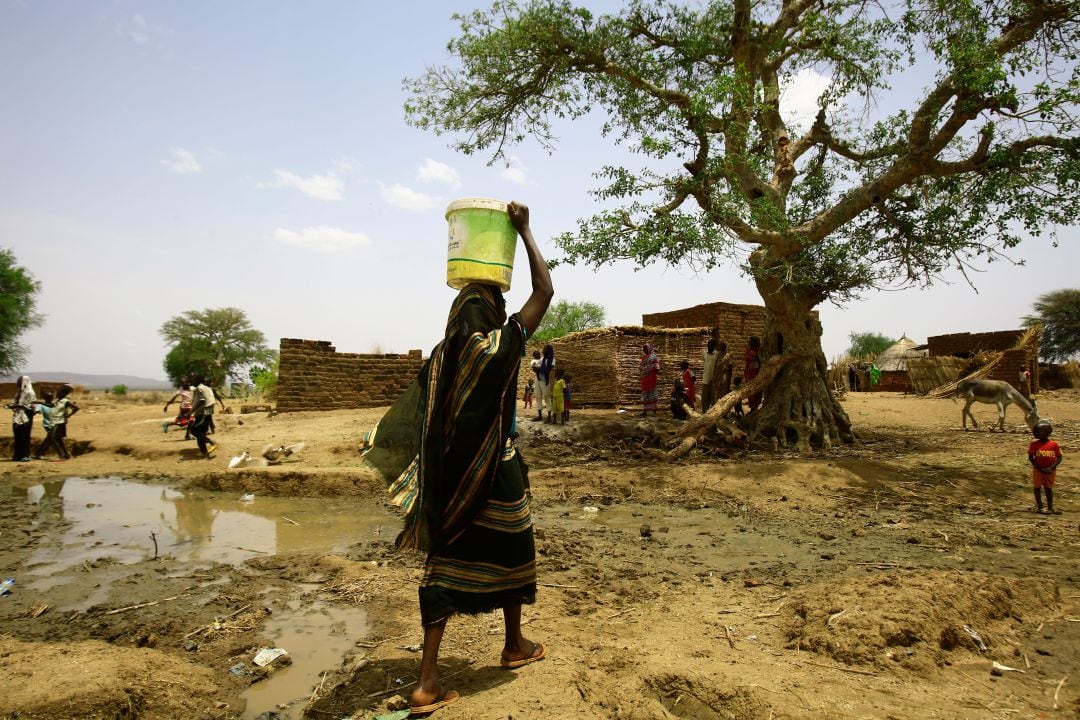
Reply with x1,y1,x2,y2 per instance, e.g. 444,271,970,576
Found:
251,360,279,400
109,384,128,396
160,308,273,388
532,300,607,344
847,332,896,359
0,248,44,375
1024,289,1080,362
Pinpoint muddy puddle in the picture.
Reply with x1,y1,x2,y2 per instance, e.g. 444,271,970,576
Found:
242,598,369,720
6,477,396,590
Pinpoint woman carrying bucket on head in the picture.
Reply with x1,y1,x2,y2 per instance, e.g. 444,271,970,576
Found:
361,199,553,715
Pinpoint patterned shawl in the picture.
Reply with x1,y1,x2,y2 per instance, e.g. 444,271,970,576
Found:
640,343,659,377
361,285,524,552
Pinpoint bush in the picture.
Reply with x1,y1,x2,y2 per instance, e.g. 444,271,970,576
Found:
109,384,128,396
252,363,278,400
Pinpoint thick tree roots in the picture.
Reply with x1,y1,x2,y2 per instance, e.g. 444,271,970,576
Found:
662,353,855,458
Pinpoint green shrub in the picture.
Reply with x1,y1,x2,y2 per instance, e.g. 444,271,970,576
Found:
109,384,128,396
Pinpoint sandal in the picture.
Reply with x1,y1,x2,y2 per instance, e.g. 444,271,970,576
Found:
410,689,460,715
501,641,546,669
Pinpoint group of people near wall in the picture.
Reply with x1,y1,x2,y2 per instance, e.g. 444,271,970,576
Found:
641,335,764,420
6,376,79,462
525,345,571,424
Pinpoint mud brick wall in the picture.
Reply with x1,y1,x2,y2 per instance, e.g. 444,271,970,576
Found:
927,330,1024,357
643,301,767,356
927,330,1039,393
875,370,913,393
987,348,1039,396
276,339,424,412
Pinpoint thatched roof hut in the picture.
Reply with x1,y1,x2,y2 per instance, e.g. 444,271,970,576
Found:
874,335,927,372
520,325,712,408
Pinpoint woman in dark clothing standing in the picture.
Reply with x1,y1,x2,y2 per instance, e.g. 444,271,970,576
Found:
361,201,553,714
9,375,35,461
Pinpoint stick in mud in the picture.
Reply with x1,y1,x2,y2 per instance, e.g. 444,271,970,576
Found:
183,604,251,639
100,594,183,616
150,531,158,560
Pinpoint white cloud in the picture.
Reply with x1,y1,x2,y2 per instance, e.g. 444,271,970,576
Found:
162,147,202,175
273,226,371,252
501,155,529,185
260,168,344,201
379,182,438,211
780,68,833,130
417,159,462,188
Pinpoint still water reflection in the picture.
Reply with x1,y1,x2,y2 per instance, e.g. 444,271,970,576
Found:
9,477,396,583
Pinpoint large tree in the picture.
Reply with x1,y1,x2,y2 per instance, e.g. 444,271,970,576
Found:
405,0,1079,449
0,248,44,375
532,299,608,343
1024,289,1080,362
160,308,273,388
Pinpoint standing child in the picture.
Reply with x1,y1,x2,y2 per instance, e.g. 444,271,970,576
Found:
523,378,534,409
731,377,744,418
552,370,566,425
49,385,79,461
680,360,697,408
561,373,571,423
1029,420,1063,514
33,391,57,459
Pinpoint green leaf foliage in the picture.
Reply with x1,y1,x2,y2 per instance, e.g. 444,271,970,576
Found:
531,299,607,344
847,331,897,358
0,248,44,375
160,308,273,388
1023,289,1080,362
405,0,1080,308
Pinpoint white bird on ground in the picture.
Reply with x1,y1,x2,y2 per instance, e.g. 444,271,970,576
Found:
227,451,268,469
262,442,305,464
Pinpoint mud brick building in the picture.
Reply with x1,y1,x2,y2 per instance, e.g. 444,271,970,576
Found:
927,330,1039,394
642,301,768,357
276,339,424,412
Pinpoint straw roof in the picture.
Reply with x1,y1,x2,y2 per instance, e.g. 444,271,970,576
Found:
537,324,713,346
875,335,927,372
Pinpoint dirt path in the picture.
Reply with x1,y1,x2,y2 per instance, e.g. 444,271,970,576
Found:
1,391,1078,719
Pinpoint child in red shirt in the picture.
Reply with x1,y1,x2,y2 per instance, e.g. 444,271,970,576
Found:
1028,420,1063,514
679,360,697,408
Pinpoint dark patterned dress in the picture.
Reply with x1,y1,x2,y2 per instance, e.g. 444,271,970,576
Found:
361,285,536,624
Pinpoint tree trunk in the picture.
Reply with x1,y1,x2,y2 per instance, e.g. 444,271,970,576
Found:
746,248,856,450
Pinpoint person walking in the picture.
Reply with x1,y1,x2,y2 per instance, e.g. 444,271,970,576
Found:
8,375,35,462
189,376,218,458
360,200,553,714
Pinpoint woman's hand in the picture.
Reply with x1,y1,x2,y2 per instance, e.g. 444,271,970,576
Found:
508,201,530,235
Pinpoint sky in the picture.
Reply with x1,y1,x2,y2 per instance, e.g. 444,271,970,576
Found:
1,1,1076,381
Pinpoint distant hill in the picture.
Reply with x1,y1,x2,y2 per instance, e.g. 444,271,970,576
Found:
0,372,174,390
